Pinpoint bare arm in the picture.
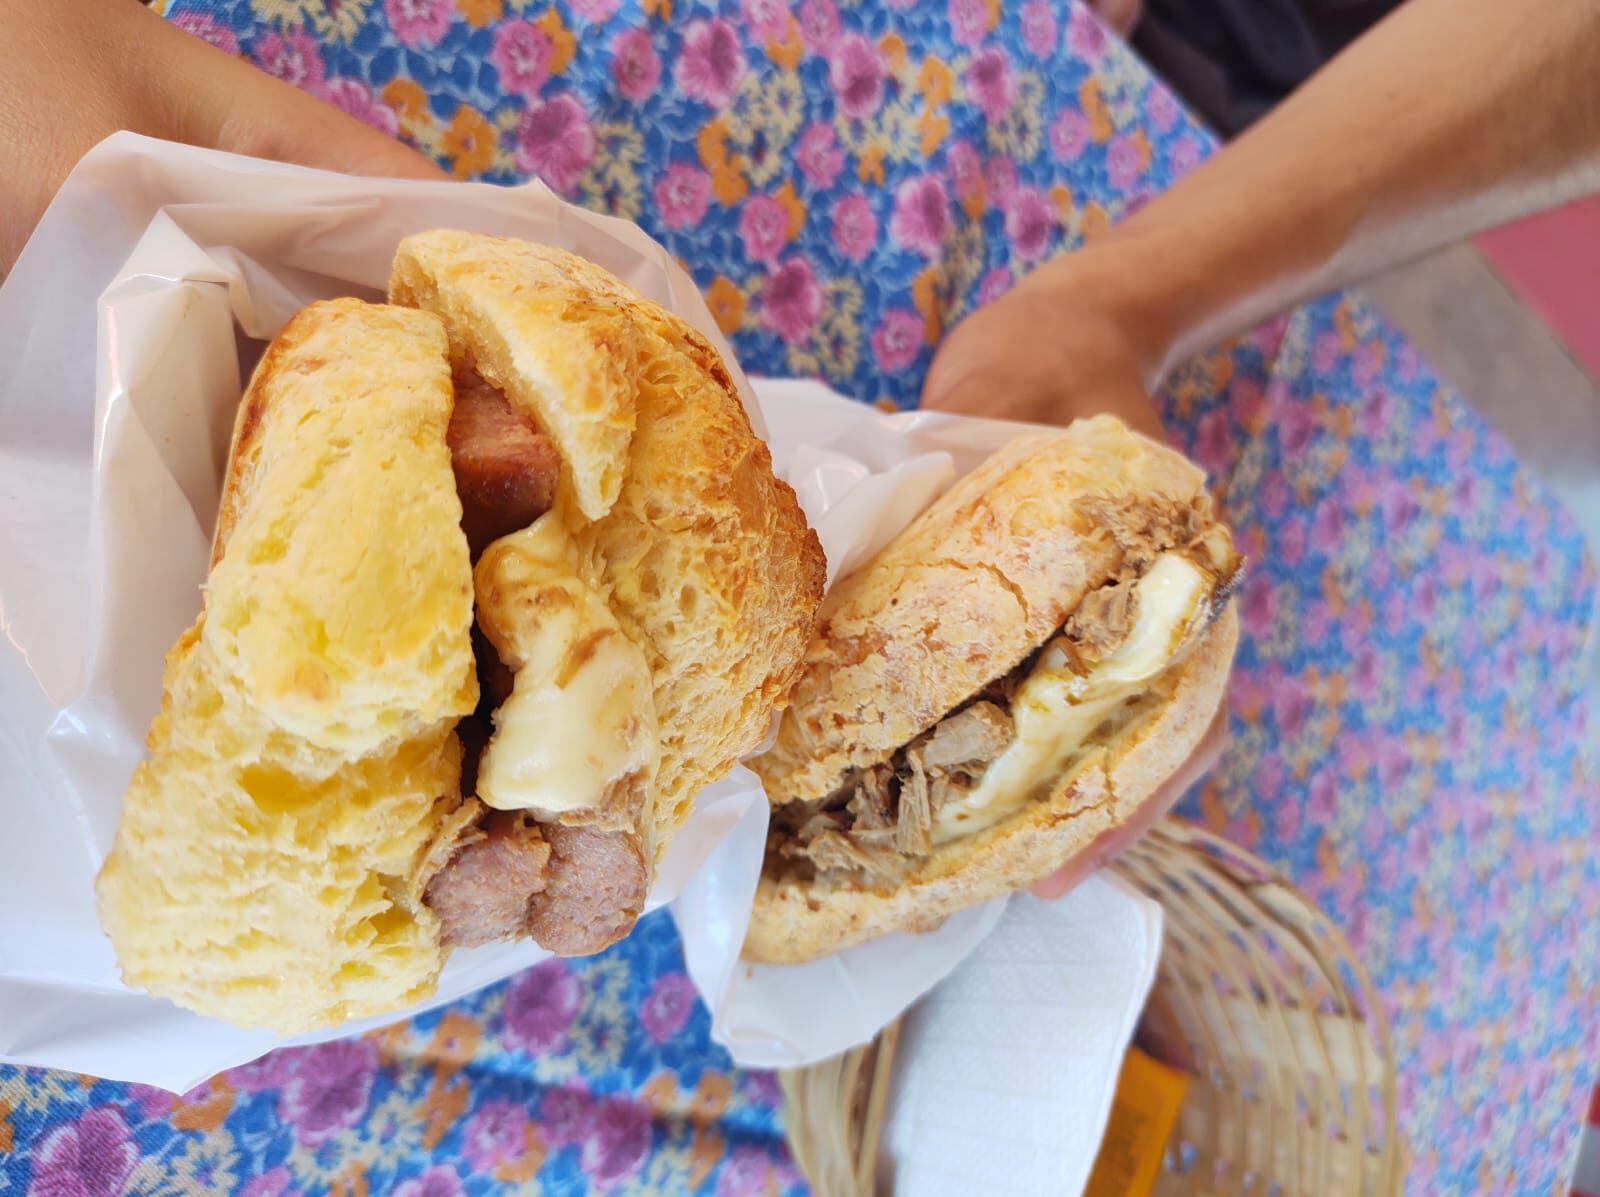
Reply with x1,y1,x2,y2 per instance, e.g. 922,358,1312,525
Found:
925,0,1600,426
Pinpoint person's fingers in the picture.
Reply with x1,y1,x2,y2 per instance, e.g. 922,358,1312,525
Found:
1027,707,1228,900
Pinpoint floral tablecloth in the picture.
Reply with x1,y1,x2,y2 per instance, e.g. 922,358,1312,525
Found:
2,1,1595,1193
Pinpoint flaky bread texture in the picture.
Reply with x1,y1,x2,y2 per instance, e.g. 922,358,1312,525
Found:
743,605,1238,963
391,232,826,851
753,416,1211,803
390,231,641,521
96,300,478,1030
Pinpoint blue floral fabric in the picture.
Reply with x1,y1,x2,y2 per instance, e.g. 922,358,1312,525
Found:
1,1,1595,1194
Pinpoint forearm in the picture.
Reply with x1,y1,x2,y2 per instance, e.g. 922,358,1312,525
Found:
1071,0,1600,382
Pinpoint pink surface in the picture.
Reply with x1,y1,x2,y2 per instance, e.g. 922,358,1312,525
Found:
1476,194,1600,380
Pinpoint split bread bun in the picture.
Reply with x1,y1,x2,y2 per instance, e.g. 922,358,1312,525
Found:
97,234,824,1031
744,416,1241,964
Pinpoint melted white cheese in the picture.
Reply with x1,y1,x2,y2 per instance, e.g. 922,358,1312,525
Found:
476,512,659,818
930,552,1209,845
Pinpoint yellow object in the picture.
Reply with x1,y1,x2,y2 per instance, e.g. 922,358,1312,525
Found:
932,552,1211,844
1085,1047,1190,1197
97,300,477,1031
475,510,659,825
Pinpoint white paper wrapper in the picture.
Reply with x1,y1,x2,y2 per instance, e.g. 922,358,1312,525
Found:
0,134,1158,1097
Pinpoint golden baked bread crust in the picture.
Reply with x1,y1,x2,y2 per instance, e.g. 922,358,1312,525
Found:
742,605,1238,963
392,232,826,853
752,416,1213,803
96,299,478,1030
390,231,643,522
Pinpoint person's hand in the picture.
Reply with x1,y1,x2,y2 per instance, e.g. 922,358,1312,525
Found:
1028,710,1227,898
920,250,1170,439
0,0,446,277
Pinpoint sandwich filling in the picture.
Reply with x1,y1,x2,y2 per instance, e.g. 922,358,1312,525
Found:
767,517,1238,891
419,368,655,954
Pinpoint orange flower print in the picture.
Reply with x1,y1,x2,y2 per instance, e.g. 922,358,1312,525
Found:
382,77,429,123
422,1009,484,1075
456,0,502,26
705,275,747,335
443,104,497,178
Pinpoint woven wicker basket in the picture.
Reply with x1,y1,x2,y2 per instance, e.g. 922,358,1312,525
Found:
779,818,1402,1196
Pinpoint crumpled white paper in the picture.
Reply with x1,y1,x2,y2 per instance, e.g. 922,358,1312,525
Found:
0,134,1159,1100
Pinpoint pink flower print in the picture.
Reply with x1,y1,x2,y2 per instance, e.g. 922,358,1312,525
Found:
1271,675,1312,738
641,972,698,1042
30,1107,136,1197
572,0,620,23
229,1047,299,1092
255,29,325,93
1168,135,1203,177
798,0,841,55
1193,408,1232,474
1310,331,1342,375
1148,85,1181,132
1373,735,1409,792
1277,513,1306,567
977,265,1013,306
385,0,453,48
514,94,595,195
984,154,1018,205
741,1069,784,1107
505,959,581,1052
1353,340,1384,390
1021,0,1058,56
742,0,791,43
171,12,240,55
655,163,712,230
830,35,886,120
831,195,878,261
581,1097,653,1184
966,48,1015,122
1066,8,1107,60
128,1083,177,1119
612,29,662,103
284,1040,378,1145
394,1166,465,1197
492,20,554,100
1300,595,1330,643
947,139,983,205
1255,752,1286,800
1259,474,1289,519
949,0,989,47
463,1099,531,1173
1241,576,1276,639
1307,768,1338,824
675,19,745,110
322,78,399,136
1272,788,1300,842
872,310,925,372
717,1145,781,1196
761,258,824,345
797,123,844,189
1049,109,1090,161
241,1167,300,1197
1309,500,1344,555
889,175,950,256
1005,188,1055,262
1228,376,1265,426
740,194,792,263
1351,647,1384,703
540,1085,595,1147
1107,132,1143,192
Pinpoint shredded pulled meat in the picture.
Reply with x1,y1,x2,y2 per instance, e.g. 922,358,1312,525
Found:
770,493,1238,887
768,699,1017,888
